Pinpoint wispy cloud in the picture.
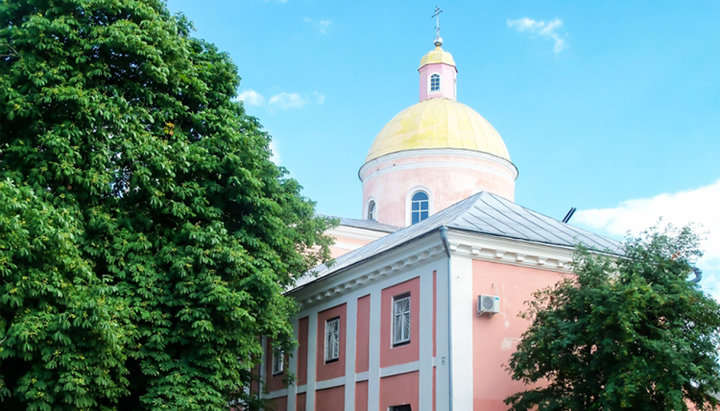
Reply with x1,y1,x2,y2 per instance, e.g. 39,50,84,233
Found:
575,179,720,299
268,140,280,164
304,17,332,35
269,92,307,109
236,90,325,110
312,91,326,104
236,89,265,106
507,17,567,54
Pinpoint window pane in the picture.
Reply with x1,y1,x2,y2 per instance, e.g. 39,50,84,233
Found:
412,191,428,201
430,73,440,92
393,295,411,345
325,318,340,361
403,311,410,340
410,191,429,224
368,201,376,220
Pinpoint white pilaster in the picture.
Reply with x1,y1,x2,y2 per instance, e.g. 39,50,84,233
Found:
449,253,474,410
419,269,434,410
435,258,451,410
306,312,318,410
367,289,381,411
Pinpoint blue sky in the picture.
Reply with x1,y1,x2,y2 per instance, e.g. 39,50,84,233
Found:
166,0,720,295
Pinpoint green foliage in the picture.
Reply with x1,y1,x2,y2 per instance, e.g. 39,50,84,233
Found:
506,226,720,410
0,0,334,409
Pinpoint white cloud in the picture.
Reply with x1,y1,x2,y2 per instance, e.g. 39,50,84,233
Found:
304,17,332,35
268,92,307,109
574,179,720,298
268,140,280,164
507,17,567,54
236,89,265,106
236,90,324,110
313,91,326,104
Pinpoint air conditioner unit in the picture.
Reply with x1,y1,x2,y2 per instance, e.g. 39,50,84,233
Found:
477,294,500,317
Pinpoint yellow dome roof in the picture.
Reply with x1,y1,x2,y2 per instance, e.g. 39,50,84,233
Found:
419,46,456,68
365,98,511,163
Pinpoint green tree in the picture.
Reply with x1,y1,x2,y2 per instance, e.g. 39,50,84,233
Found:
0,0,333,409
505,226,720,411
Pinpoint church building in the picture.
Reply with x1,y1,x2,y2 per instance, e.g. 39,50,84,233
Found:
258,32,619,411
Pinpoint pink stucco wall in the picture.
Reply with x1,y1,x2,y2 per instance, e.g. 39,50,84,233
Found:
267,396,287,411
471,260,566,410
356,294,370,373
315,386,344,411
297,316,308,386
296,393,306,411
329,234,374,259
264,338,286,393
355,381,369,411
419,62,457,101
360,152,516,227
380,277,420,368
379,371,419,410
316,304,347,381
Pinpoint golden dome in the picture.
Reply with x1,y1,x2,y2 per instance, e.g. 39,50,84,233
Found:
419,46,456,68
365,98,511,163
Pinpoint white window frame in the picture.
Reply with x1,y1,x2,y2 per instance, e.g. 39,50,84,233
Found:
429,72,441,92
367,199,377,221
392,294,411,346
325,317,340,362
271,348,283,375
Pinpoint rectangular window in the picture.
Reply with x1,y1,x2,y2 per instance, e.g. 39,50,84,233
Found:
325,317,340,362
389,405,412,411
392,294,411,346
271,348,284,375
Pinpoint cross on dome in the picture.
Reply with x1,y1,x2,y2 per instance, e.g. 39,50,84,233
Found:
432,6,443,47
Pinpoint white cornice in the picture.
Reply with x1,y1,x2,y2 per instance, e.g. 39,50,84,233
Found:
290,227,580,310
290,233,447,309
445,229,575,273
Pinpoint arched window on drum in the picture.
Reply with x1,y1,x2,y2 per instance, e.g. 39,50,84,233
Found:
411,191,429,224
367,200,377,221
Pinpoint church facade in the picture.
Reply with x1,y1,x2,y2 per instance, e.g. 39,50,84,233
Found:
258,36,619,411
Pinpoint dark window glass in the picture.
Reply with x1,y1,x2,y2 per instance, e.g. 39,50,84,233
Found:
411,191,429,224
368,201,377,221
430,73,440,91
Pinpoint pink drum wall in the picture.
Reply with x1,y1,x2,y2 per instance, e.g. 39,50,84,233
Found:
361,151,516,227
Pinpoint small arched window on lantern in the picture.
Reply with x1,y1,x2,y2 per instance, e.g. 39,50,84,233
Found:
430,73,441,92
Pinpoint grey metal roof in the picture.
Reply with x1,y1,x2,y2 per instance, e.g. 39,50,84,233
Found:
337,217,400,233
294,192,622,289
